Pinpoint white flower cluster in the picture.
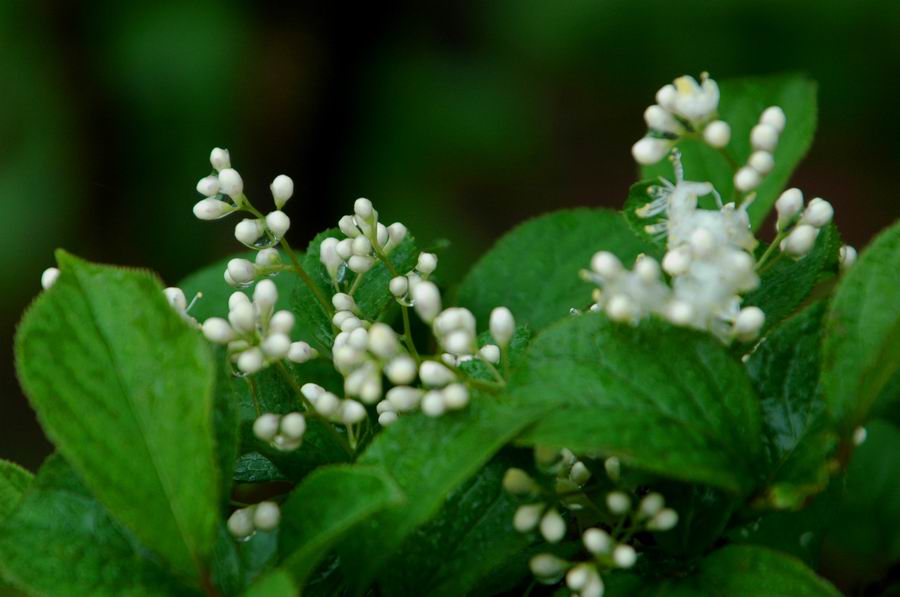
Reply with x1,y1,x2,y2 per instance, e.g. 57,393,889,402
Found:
586,154,765,342
200,279,317,374
772,187,837,258
510,449,677,597
318,198,408,283
252,411,306,452
733,106,786,192
632,73,729,165
298,382,366,426
227,500,281,540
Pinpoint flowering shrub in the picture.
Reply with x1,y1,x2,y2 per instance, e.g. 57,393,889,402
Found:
2,72,898,596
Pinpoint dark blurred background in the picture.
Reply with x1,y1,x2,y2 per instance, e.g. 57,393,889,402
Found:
1,0,898,546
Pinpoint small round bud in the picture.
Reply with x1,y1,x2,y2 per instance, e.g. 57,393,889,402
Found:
644,104,680,134
265,211,291,239
301,383,324,402
270,175,294,209
632,137,670,165
319,238,342,278
228,302,256,334
442,383,469,410
229,291,250,310
639,493,664,518
262,333,291,359
354,198,374,220
613,544,637,568
385,355,417,385
539,508,566,543
502,468,536,495
387,222,407,246
479,344,501,364
163,287,187,311
389,276,409,298
839,245,857,271
569,461,591,485
193,198,234,220
237,348,265,374
529,553,565,581
781,224,818,258
421,390,446,417
202,318,235,344
412,281,442,323
269,310,295,334
606,295,635,322
648,508,679,531
340,400,367,425
347,327,368,351
253,413,280,442
378,411,398,426
591,251,622,278
227,258,257,285
734,166,761,192
255,248,281,267
760,106,786,132
801,198,834,228
227,508,254,539
376,223,389,247
253,279,278,312
280,412,306,440
196,175,221,196
218,168,244,198
288,341,317,363
703,120,731,148
368,323,399,359
634,255,661,283
419,360,455,387
853,426,867,446
253,501,281,532
733,306,765,342
315,392,340,417
490,307,515,346
583,527,612,554
666,300,695,326
606,491,631,514
662,247,692,276
604,456,621,481
235,219,264,246
513,503,544,532
351,236,372,256
386,386,423,411
210,147,231,171
332,293,356,313
443,330,474,355
566,563,593,592
348,255,375,274
338,215,359,238
776,188,805,230
748,150,775,175
750,123,779,152
655,84,677,109
416,252,438,274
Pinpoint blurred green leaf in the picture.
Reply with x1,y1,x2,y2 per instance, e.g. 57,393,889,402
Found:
14,252,219,580
242,569,296,597
0,461,31,522
510,315,763,494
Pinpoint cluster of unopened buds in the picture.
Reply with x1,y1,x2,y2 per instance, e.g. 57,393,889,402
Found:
200,280,317,374
506,448,677,597
773,187,855,265
226,500,281,541
252,411,306,452
733,106,786,193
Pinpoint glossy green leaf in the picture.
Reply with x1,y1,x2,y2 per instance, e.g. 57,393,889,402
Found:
457,208,654,332
0,460,31,521
746,303,837,508
510,314,763,493
642,74,817,229
0,456,192,596
608,544,839,596
212,349,241,505
14,252,219,579
279,465,405,587
242,569,296,597
336,397,549,591
822,221,900,431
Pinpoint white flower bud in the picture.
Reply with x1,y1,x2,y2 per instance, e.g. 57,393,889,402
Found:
839,245,857,271
332,293,356,313
229,291,251,310
351,236,372,256
354,198,374,221
639,493,664,518
384,355,417,385
340,400,367,424
591,251,622,278
634,255,661,283
368,323,399,359
420,360,455,387
417,252,438,274
775,187,805,229
412,281,442,323
237,348,265,374
648,508,679,531
265,211,291,239
288,341,317,363
852,426,867,446
613,544,637,568
255,248,281,267
479,344,501,364
163,287,187,311
604,457,621,481
606,491,631,514
270,175,294,209
644,104,680,134
443,330,474,355
389,276,409,298
569,461,591,485
254,278,278,311
301,383,324,402
387,222,408,247
267,310,294,335
386,386,423,411
235,219,264,246
666,300,695,326
196,175,221,196
253,501,281,531
338,215,359,238
218,168,244,198
606,295,635,322
253,413,280,442
539,508,566,543
748,150,775,175
800,198,833,228
655,84,677,110
781,224,818,258
262,333,291,359
442,383,469,410
202,318,235,344
566,563,592,592
750,123,779,152
280,412,306,440
490,307,515,346
529,553,565,580
502,468,536,495
376,400,394,414
761,106,786,132
662,247,692,276
348,255,375,274
733,306,765,342
193,198,235,220
376,223,389,247
421,390,447,417
227,507,254,539
734,166,761,192
210,147,231,171
583,527,612,554
227,258,257,286
228,300,256,334
315,392,340,417
513,503,544,532
319,238,342,279
378,411,398,426
631,137,670,165
40,267,60,290
703,120,731,148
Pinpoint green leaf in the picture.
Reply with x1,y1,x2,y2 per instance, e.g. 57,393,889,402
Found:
744,226,840,334
825,420,900,569
822,220,900,431
336,397,549,591
457,208,655,332
242,569,296,597
14,252,220,580
746,303,837,508
641,74,818,229
233,452,286,483
652,483,737,558
0,456,192,596
279,465,405,587
622,180,667,249
510,314,763,494
608,544,839,596
0,460,31,522
212,349,241,505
